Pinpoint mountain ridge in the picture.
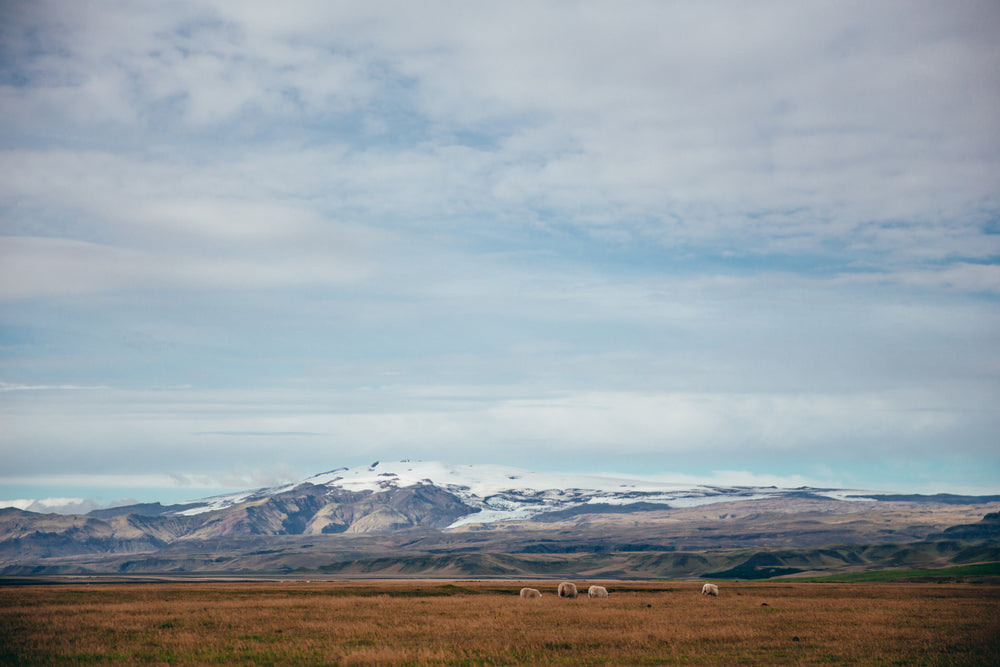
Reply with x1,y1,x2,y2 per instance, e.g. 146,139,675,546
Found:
2,461,998,578
154,460,876,526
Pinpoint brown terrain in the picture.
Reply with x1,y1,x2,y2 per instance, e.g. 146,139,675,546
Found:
2,580,998,665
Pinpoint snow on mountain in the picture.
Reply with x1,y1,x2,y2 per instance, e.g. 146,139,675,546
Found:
172,490,260,517
0,497,117,515
173,460,873,527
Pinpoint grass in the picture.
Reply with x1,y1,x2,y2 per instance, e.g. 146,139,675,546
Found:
1,580,998,665
794,561,1000,583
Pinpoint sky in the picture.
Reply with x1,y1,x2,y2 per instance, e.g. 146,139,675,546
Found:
1,1,998,512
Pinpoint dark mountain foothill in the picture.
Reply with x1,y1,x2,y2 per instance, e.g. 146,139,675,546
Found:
937,512,1000,541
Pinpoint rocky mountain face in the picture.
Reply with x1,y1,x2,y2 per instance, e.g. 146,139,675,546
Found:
0,481,475,562
1,462,998,577
181,483,473,539
161,460,881,526
0,508,179,560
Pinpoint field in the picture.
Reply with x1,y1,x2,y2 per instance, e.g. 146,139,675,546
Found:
2,580,998,665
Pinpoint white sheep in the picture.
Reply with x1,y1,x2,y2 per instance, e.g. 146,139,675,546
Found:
587,585,609,598
701,583,719,596
520,587,542,599
557,581,578,598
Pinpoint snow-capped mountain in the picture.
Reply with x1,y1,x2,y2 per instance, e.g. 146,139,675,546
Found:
173,460,869,528
3,461,996,576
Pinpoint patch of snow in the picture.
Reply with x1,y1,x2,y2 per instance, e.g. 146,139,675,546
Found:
0,497,137,515
173,490,257,516
169,460,880,523
815,490,878,502
0,497,89,513
667,493,776,508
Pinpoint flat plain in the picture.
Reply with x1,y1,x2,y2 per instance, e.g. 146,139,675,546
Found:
1,580,998,665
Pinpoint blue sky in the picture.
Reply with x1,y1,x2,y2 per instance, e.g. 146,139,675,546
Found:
1,1,998,511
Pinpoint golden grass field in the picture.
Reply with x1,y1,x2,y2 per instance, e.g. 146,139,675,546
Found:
1,579,998,665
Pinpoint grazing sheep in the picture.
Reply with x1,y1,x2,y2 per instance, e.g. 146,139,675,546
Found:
557,581,578,598
520,587,542,599
587,585,609,598
701,583,719,596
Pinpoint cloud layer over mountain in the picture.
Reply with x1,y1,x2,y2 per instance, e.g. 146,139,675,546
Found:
1,1,998,502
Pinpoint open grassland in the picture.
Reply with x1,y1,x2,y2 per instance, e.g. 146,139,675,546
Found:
1,580,998,665
796,561,1000,583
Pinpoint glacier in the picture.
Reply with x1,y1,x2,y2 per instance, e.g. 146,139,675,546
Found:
170,460,874,527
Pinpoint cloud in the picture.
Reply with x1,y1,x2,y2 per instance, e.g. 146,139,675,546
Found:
0,382,109,392
892,263,1000,294
0,497,108,514
0,1,997,497
2,379,995,482
0,469,299,493
3,2,996,264
0,235,377,299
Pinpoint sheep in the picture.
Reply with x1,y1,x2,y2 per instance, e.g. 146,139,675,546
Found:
519,587,542,599
701,583,719,596
587,585,609,598
557,581,578,598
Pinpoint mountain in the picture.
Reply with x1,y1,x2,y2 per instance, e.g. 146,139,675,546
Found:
1,461,998,578
159,460,871,526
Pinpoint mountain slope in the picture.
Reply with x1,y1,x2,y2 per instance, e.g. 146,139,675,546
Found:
180,482,473,539
1,461,998,577
170,460,866,526
0,507,176,560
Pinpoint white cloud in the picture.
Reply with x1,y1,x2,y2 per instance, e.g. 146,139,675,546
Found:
0,383,109,392
0,1,997,497
0,470,296,493
0,234,376,298
3,1,996,263
2,381,995,480
0,497,99,514
893,263,1000,294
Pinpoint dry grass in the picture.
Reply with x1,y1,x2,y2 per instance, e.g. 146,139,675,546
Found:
1,580,998,665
